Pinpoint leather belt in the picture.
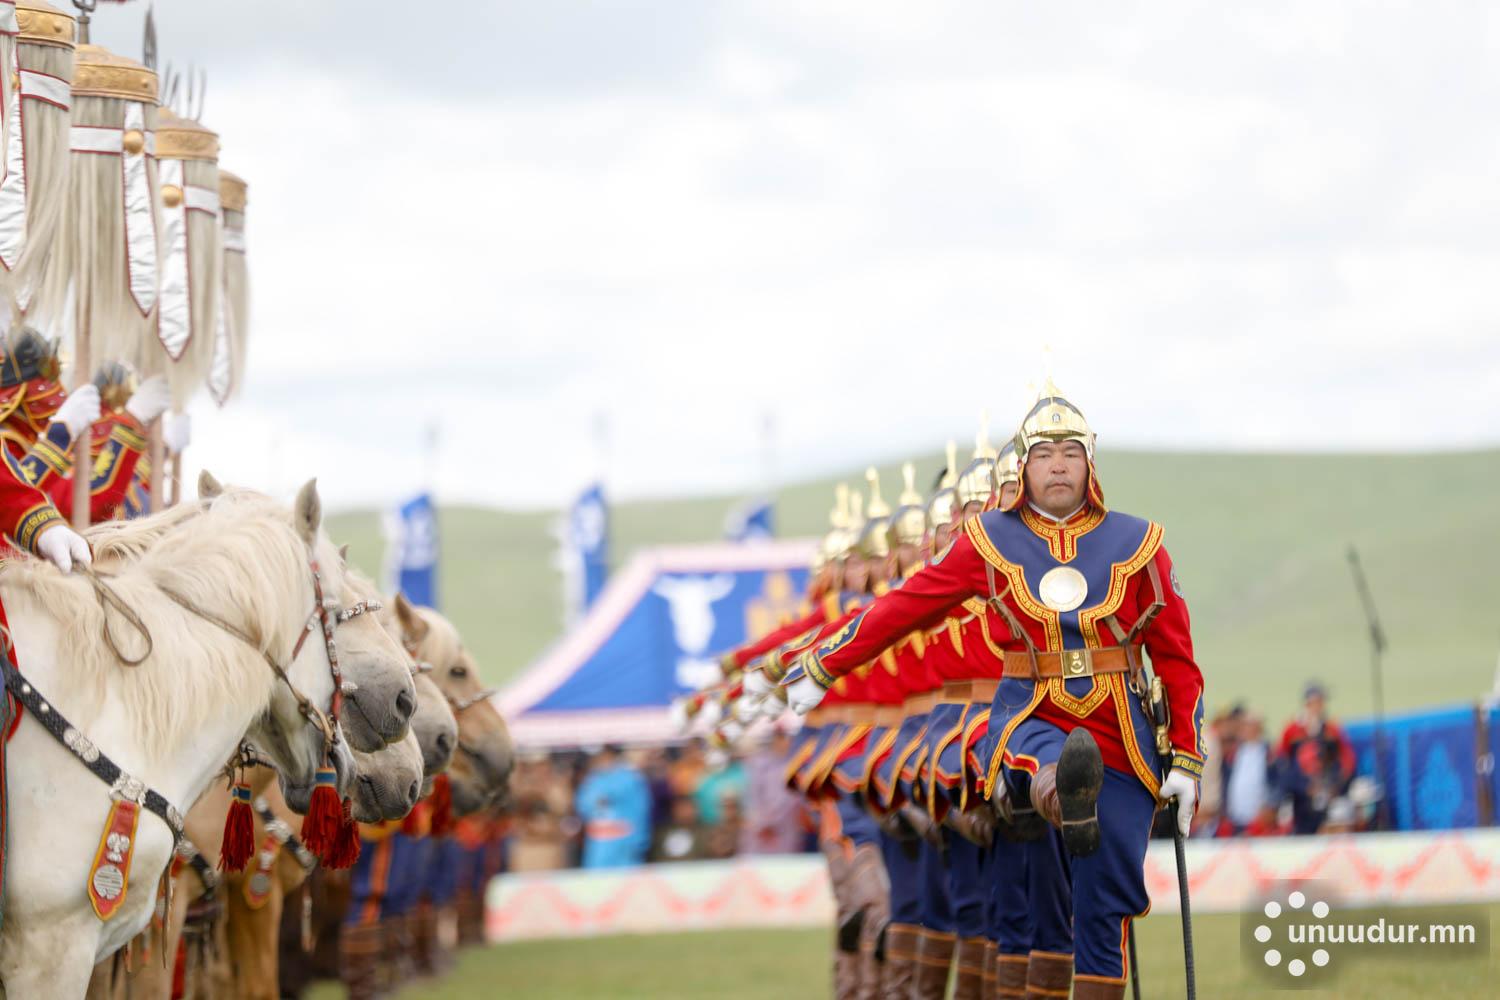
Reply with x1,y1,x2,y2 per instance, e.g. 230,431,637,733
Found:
902,692,938,716
874,706,904,727
940,679,998,704
1001,647,1138,679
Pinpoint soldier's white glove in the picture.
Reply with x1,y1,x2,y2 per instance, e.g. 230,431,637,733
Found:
669,698,693,733
54,384,100,437
785,674,827,716
162,411,191,454
36,523,91,573
759,686,789,721
731,694,760,724
699,699,723,730
717,719,745,744
125,375,171,425
740,668,775,712
1158,768,1198,837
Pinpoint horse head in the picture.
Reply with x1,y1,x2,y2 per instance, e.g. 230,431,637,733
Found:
348,729,424,822
390,594,514,814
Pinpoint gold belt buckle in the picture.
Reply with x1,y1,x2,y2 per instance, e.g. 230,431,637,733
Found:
1061,649,1092,678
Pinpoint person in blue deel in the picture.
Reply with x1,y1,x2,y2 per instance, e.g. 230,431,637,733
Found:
575,744,652,868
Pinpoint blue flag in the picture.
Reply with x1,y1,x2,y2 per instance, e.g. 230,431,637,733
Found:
562,483,609,620
724,496,775,542
384,493,439,609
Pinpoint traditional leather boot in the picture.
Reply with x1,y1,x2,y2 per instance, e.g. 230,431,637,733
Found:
880,923,920,1000
979,941,998,999
944,806,996,848
835,947,861,1000
338,923,383,1000
1025,950,1075,1000
385,912,417,991
1031,729,1104,857
912,928,956,1000
950,936,990,1000
994,951,1029,998
1070,973,1126,999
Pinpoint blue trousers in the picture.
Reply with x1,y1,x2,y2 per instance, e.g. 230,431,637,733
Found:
945,836,989,938
917,839,954,933
881,832,923,927
837,794,882,848
1003,716,1156,983
987,835,1032,956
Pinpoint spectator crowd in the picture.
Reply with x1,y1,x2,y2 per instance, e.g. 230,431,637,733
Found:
503,681,1380,872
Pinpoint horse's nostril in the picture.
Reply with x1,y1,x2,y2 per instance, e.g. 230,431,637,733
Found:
407,781,420,805
395,688,415,720
435,733,454,756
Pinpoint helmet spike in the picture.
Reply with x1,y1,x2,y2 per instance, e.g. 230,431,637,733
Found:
898,462,922,507
864,467,891,520
941,440,959,489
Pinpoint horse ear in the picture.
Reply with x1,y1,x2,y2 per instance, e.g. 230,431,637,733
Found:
338,544,350,565
293,479,322,547
198,469,223,499
394,592,429,642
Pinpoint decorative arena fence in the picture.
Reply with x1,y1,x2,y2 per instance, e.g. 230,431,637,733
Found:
484,828,1500,940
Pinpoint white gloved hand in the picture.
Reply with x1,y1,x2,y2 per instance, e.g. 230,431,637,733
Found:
731,695,760,724
717,719,745,744
738,669,774,715
669,698,692,733
162,411,191,454
699,699,723,730
53,384,100,437
785,674,827,716
35,523,92,573
125,375,171,425
1158,768,1198,837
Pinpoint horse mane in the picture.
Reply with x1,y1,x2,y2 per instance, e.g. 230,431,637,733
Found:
85,496,209,568
0,490,337,763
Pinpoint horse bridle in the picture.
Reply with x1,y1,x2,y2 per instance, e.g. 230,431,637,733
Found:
160,558,378,759
402,638,499,774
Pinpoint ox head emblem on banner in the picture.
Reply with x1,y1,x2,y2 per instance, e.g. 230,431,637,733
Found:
652,574,736,691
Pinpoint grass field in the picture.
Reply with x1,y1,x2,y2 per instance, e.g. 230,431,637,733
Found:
326,447,1500,727
305,907,1499,998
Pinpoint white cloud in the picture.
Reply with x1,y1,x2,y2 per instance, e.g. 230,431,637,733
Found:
86,2,1500,510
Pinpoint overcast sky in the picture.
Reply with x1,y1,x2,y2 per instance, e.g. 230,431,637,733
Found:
93,2,1500,509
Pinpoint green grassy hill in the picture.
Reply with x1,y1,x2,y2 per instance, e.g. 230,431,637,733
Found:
326,448,1500,727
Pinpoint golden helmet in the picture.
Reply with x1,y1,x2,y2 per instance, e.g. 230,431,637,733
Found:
955,413,998,508
856,467,892,559
993,438,1021,489
818,482,853,562
926,440,959,528
889,462,927,548
1009,378,1106,511
1017,377,1095,458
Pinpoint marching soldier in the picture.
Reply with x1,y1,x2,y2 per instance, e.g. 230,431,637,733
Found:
784,381,1205,1000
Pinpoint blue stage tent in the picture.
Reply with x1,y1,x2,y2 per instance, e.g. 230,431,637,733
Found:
499,539,816,748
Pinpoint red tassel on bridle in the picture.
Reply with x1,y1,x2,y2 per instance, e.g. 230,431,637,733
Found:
219,781,255,871
299,764,341,859
429,773,454,838
323,799,361,869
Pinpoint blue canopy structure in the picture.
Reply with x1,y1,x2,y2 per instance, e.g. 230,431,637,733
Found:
500,539,816,747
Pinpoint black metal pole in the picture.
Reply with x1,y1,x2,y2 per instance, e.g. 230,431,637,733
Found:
1172,802,1196,1000
1127,921,1142,1000
1347,547,1391,829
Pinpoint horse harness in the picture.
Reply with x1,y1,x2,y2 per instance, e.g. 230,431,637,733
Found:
0,558,374,849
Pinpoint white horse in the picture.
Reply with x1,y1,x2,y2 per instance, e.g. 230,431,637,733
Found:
86,474,419,759
0,482,357,997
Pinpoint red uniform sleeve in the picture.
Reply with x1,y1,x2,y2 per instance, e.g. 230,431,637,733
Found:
728,592,841,669
799,536,987,686
0,442,67,555
1139,546,1207,778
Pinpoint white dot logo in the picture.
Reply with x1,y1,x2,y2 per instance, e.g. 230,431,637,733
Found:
1249,884,1336,985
